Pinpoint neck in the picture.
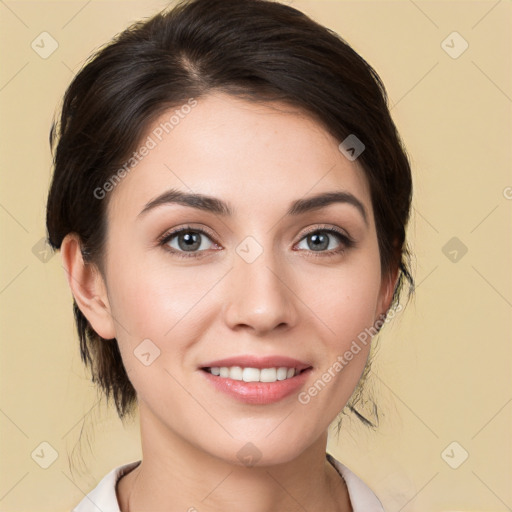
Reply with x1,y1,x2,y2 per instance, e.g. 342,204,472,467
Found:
117,404,352,512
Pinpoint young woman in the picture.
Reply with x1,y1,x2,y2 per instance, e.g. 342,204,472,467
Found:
46,0,413,510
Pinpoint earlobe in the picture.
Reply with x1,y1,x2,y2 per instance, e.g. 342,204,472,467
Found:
60,234,116,340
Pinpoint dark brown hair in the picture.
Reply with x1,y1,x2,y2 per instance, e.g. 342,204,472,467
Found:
46,0,413,427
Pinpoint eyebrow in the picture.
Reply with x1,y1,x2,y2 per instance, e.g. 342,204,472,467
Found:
138,188,368,225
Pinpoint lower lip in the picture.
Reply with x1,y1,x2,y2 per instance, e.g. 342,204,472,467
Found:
200,368,312,405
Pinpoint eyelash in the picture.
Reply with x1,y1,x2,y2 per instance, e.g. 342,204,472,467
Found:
157,224,355,259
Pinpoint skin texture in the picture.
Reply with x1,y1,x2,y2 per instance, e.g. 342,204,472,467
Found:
61,93,396,511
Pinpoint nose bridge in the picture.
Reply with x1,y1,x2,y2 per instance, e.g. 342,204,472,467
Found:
223,240,298,333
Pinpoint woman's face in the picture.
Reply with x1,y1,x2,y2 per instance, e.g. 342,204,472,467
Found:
95,92,393,465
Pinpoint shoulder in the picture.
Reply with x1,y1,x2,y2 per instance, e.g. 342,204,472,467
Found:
327,452,385,512
72,460,141,512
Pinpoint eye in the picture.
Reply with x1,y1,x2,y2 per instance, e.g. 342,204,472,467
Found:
295,227,353,254
158,225,353,258
159,226,220,257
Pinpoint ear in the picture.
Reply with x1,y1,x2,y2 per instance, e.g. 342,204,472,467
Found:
376,263,400,320
60,233,116,340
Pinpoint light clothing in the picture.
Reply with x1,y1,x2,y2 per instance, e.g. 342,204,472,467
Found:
73,452,384,511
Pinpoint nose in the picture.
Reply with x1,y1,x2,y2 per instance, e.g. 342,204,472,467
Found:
222,250,299,336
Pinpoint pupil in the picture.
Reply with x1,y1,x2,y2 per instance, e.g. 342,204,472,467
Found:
308,232,328,251
179,232,201,251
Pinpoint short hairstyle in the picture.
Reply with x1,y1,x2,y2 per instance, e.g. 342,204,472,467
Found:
46,0,413,426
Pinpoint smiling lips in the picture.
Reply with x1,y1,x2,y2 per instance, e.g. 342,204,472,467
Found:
200,355,313,404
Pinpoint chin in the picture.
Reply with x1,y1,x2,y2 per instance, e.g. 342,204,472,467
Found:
203,431,316,469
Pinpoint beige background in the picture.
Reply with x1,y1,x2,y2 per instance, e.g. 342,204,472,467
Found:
0,1,510,511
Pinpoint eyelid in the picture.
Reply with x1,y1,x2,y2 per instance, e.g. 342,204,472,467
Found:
296,224,354,244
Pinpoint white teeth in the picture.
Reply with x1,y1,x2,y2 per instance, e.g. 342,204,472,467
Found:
276,367,288,380
207,366,299,383
243,368,260,382
230,366,243,380
260,368,277,382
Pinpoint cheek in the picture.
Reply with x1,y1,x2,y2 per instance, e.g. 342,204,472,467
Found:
306,256,382,343
105,251,215,335
300,254,382,396
104,252,229,389
323,281,380,344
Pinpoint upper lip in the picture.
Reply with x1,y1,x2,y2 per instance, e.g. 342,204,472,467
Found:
200,355,312,371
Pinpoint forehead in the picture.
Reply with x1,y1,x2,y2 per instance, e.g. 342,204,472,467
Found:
107,92,373,223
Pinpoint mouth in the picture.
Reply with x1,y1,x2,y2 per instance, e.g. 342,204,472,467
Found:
199,355,313,404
